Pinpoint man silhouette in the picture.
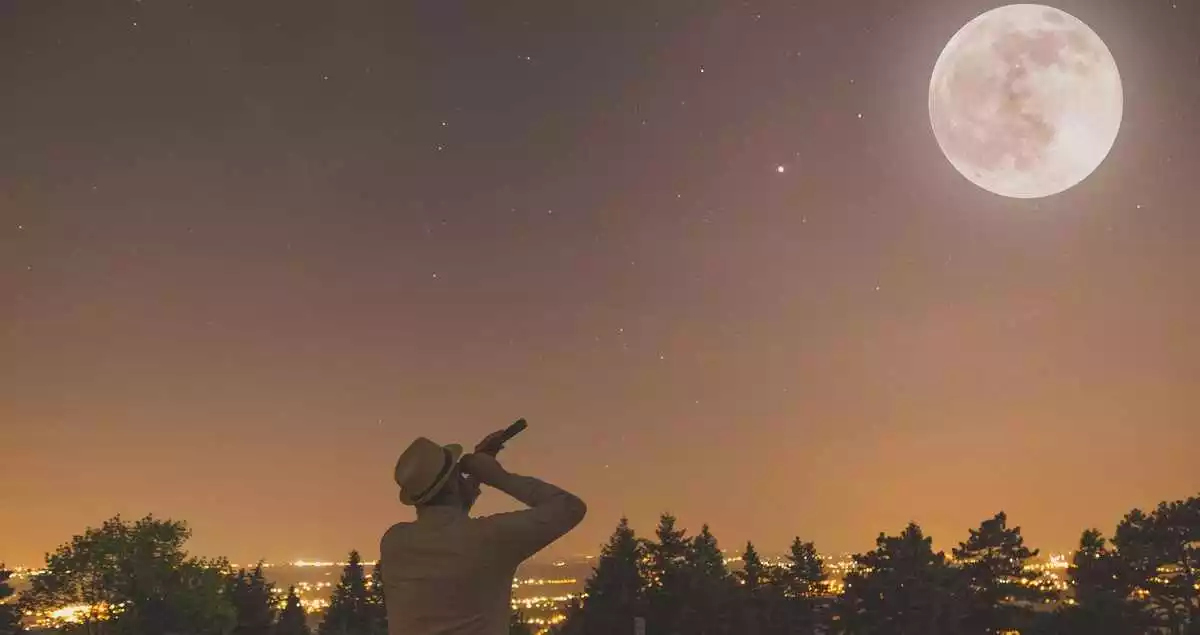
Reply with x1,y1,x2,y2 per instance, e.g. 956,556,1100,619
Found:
381,429,587,635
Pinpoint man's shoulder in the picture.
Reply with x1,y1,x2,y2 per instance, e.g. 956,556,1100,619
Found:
380,520,419,548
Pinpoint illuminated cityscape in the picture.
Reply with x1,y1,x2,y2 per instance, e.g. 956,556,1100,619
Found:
5,552,1080,633
11,549,1199,633
5,558,584,632
15,550,1199,633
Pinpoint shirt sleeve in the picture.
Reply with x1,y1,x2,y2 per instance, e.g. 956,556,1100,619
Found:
476,472,587,565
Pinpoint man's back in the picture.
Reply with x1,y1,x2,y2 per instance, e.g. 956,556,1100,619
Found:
381,470,586,635
381,511,515,634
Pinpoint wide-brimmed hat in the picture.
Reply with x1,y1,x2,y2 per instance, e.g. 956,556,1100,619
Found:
394,437,464,506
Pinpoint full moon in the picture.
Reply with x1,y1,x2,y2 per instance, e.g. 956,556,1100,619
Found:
929,4,1123,199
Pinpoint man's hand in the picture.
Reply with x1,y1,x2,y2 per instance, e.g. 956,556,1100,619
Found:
474,428,511,456
459,452,508,486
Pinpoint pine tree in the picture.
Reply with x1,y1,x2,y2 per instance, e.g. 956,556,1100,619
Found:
319,550,372,635
735,542,770,635
738,542,765,590
0,565,23,635
837,522,960,635
686,525,728,579
366,561,387,635
777,537,826,598
771,538,828,635
679,524,733,635
1059,529,1138,635
276,586,311,635
230,562,277,635
569,517,646,635
643,514,689,635
953,512,1054,634
1113,495,1200,634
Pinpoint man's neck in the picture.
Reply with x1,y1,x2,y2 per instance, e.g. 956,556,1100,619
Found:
416,503,468,520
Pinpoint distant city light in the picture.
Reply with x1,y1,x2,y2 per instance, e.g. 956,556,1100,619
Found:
11,552,1083,632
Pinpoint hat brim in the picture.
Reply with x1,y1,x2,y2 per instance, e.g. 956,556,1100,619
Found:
399,443,463,506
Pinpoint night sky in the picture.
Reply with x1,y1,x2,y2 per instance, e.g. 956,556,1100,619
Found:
3,0,1199,568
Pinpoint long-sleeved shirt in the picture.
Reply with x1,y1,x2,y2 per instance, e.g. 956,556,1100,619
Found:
380,471,587,635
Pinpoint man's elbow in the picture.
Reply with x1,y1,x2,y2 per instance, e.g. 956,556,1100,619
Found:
562,494,587,527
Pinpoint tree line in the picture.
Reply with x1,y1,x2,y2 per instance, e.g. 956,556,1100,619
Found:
0,516,430,635
0,493,1195,634
557,493,1199,635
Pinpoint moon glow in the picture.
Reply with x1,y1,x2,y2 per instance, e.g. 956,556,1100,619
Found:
929,4,1123,199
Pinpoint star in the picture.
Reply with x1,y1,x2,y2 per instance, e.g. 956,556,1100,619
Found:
776,165,786,173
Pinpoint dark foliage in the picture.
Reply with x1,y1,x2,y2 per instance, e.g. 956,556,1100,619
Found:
1057,529,1140,635
18,514,234,634
642,514,690,635
366,561,386,635
0,565,23,635
567,517,646,635
12,493,1200,635
276,586,311,635
229,563,276,635
953,511,1056,634
1113,496,1200,635
318,551,372,635
836,522,960,635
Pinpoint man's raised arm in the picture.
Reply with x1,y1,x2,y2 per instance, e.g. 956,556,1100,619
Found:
459,453,587,563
